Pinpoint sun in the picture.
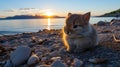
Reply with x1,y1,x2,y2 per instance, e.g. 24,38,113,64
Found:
45,11,53,17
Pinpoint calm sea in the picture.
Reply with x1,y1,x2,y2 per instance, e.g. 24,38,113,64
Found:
0,17,115,35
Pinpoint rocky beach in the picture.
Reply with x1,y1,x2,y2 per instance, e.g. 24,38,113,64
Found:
0,20,120,67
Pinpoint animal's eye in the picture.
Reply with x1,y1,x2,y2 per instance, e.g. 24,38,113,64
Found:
73,25,77,28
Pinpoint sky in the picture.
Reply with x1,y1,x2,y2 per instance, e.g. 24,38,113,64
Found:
0,0,120,18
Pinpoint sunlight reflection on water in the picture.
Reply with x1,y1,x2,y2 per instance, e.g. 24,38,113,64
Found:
47,18,51,30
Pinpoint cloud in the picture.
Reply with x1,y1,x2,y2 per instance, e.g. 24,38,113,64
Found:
4,9,17,12
4,8,36,12
2,8,54,16
19,8,36,11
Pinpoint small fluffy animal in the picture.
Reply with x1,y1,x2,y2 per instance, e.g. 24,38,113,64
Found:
63,12,98,53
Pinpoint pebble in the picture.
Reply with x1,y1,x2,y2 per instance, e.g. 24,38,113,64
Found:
10,46,31,65
49,51,59,57
73,58,83,67
97,21,106,26
88,58,107,64
0,29,120,67
27,54,39,65
51,60,66,67
51,57,61,61
41,57,49,62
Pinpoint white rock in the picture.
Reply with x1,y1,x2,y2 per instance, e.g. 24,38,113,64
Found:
27,54,39,65
10,46,31,65
51,60,66,67
51,57,61,61
73,58,83,67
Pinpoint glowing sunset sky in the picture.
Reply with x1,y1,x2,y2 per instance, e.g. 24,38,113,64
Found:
0,0,120,18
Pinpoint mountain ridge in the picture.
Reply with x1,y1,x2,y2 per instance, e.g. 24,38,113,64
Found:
99,8,120,17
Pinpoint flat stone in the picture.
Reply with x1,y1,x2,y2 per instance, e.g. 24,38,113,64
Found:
10,46,31,65
51,57,61,61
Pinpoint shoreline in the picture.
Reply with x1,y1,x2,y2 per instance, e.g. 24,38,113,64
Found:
0,24,120,66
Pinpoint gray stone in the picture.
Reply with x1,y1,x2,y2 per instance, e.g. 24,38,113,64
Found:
88,58,107,64
49,51,59,57
27,54,39,65
10,46,31,65
97,21,106,26
41,57,48,62
4,60,13,67
73,58,83,67
51,60,66,67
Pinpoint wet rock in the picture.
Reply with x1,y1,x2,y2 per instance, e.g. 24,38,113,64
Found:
27,54,39,65
4,60,13,67
88,58,107,64
10,46,31,65
72,58,83,67
97,21,106,26
51,60,66,67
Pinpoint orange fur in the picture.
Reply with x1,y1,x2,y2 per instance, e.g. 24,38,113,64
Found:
62,12,98,53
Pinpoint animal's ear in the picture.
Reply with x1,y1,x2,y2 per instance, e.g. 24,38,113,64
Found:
68,13,72,16
84,12,91,22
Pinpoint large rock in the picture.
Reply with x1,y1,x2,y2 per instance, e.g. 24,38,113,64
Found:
110,19,120,26
51,60,66,67
97,21,106,26
27,54,39,65
10,46,31,65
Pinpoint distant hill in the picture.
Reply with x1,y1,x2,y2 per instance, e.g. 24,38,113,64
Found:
99,9,120,17
0,15,65,20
